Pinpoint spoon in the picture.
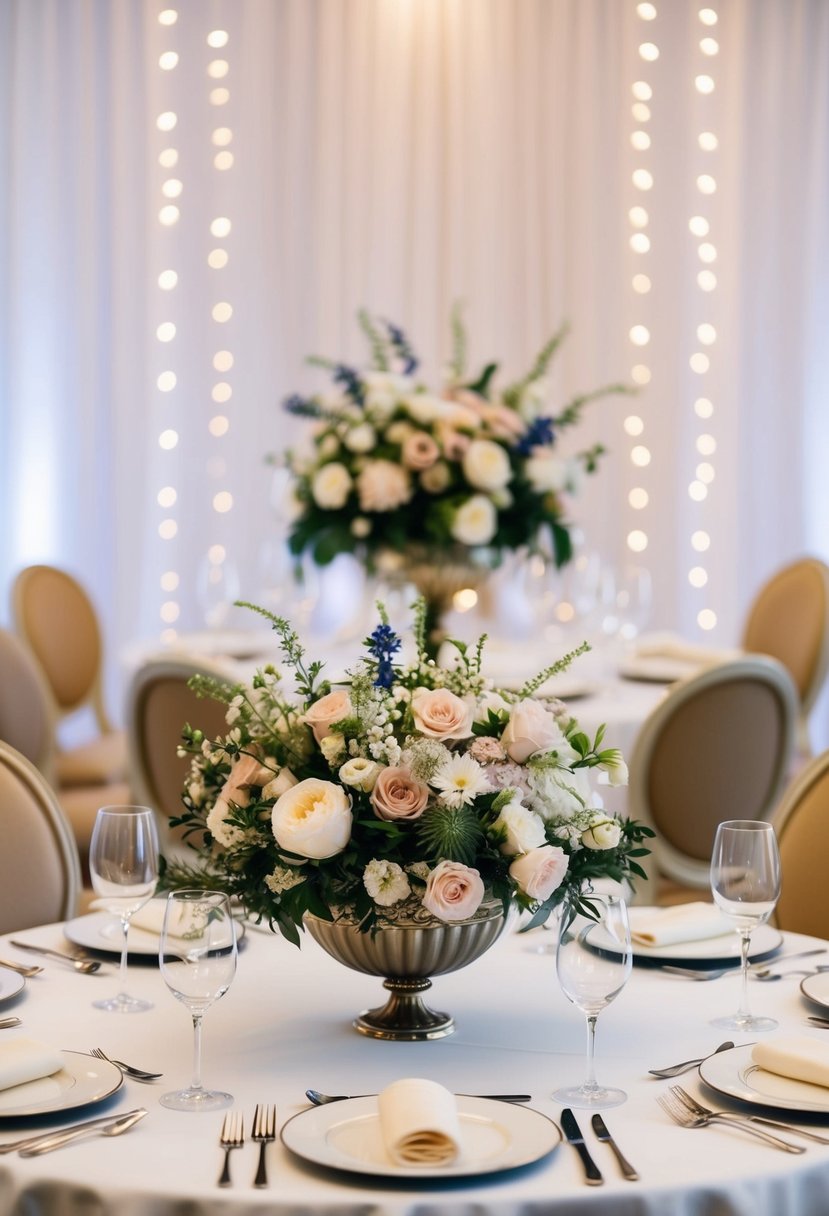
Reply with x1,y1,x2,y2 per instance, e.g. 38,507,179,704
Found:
756,965,829,983
8,941,102,974
0,958,43,978
649,1040,734,1078
306,1089,532,1105
18,1109,148,1156
0,1017,22,1029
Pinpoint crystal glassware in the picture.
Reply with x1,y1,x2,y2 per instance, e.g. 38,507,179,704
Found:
88,805,159,1013
553,893,632,1109
159,890,238,1111
710,819,781,1032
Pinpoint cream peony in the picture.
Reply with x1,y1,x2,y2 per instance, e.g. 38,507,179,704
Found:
311,462,352,509
422,860,485,922
462,439,512,492
304,689,352,743
357,460,412,512
412,688,474,741
582,817,623,850
492,800,547,857
420,461,451,494
501,699,573,763
271,778,353,859
371,766,430,821
450,494,497,546
509,845,569,901
339,756,382,792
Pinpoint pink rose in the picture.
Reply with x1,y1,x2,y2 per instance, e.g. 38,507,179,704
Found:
509,845,569,901
401,431,440,471
370,766,430,821
304,689,352,743
215,752,274,815
436,423,472,461
422,860,485,922
412,688,473,741
500,699,571,763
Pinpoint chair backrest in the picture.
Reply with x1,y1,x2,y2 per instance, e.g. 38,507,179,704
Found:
772,749,829,937
125,656,236,853
0,628,56,780
12,563,111,732
0,741,81,933
628,655,798,889
741,556,829,734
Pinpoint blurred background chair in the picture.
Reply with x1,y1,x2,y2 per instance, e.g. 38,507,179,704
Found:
12,564,128,787
628,655,798,901
772,748,829,938
126,656,236,857
741,556,829,756
0,740,81,933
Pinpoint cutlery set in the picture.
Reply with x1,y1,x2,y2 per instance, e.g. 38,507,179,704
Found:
560,1108,638,1184
661,947,828,982
305,1088,532,1105
0,1109,148,1156
218,1104,276,1187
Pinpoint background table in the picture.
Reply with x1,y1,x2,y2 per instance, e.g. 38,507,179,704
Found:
2,915,829,1215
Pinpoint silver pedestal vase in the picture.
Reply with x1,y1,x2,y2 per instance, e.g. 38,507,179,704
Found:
304,904,507,1041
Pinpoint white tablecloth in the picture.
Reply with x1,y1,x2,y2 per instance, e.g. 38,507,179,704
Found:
1,918,829,1215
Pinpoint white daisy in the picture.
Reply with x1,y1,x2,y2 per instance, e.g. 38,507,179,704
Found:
431,753,492,807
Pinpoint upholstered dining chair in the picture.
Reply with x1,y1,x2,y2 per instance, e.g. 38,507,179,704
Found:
772,748,829,938
125,656,237,856
12,563,128,787
0,740,81,934
628,655,799,897
741,556,829,755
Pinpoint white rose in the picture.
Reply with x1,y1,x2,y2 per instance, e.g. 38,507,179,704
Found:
451,494,497,545
582,817,623,850
357,460,412,512
602,752,629,787
261,768,298,800
501,699,573,763
509,845,569,901
271,778,353,859
344,422,376,453
493,800,547,857
339,757,382,792
312,462,352,509
462,439,512,492
404,393,453,425
525,454,569,494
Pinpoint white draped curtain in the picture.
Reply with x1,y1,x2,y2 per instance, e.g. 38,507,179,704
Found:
1,0,828,736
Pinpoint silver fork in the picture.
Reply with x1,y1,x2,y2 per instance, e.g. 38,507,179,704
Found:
217,1111,244,1186
657,1090,803,1153
671,1085,829,1145
89,1048,162,1082
251,1103,277,1187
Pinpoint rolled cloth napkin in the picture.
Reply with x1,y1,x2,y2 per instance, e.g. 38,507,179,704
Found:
752,1037,829,1089
0,1037,64,1092
90,898,206,939
378,1078,461,1166
629,902,733,947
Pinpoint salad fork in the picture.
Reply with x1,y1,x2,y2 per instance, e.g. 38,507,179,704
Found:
657,1090,804,1153
90,1047,163,1081
671,1085,829,1145
251,1103,277,1187
217,1111,244,1187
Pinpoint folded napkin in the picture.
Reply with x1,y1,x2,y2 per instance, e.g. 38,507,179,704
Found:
89,898,206,939
378,1078,461,1167
752,1037,829,1090
634,633,739,667
0,1037,64,1092
629,902,733,948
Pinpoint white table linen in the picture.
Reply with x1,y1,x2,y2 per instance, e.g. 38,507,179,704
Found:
1,918,829,1215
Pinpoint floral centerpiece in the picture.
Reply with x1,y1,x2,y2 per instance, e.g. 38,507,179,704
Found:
279,310,632,643
167,601,653,950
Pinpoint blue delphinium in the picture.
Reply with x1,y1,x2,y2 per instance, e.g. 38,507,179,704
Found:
367,623,402,689
332,363,365,407
514,415,555,456
384,320,419,375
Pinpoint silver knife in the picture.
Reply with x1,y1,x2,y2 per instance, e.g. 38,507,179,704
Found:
591,1113,639,1180
560,1108,603,1185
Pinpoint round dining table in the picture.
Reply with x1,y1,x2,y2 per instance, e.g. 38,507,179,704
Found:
1,911,829,1216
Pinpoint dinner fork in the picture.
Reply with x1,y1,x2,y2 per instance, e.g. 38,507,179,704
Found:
657,1090,803,1153
251,1103,277,1188
217,1111,244,1186
89,1047,163,1082
671,1085,829,1145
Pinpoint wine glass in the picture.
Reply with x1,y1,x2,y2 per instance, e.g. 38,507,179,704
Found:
159,890,238,1112
553,894,632,1109
710,819,781,1032
89,805,159,1013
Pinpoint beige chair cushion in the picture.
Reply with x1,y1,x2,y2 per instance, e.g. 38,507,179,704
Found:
773,752,829,938
55,730,128,787
13,566,102,713
742,558,829,709
0,628,54,776
59,780,133,858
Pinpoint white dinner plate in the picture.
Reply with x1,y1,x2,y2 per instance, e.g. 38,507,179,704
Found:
0,970,26,1006
0,1050,123,1119
535,677,597,702
593,915,782,967
800,972,829,1013
618,656,701,684
63,908,246,957
699,1043,829,1114
280,1096,561,1179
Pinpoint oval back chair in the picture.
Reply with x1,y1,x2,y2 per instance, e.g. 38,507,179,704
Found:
772,749,829,938
0,627,56,781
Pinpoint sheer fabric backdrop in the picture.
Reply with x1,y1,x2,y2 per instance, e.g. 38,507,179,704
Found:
0,0,827,741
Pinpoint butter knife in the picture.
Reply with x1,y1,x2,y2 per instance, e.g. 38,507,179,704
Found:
560,1108,603,1185
591,1113,639,1180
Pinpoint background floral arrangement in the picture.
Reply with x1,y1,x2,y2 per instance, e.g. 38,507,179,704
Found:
279,309,632,571
167,601,653,944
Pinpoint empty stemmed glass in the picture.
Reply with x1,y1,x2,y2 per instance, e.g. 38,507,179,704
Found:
553,893,632,1110
710,819,781,1032
159,890,238,1112
89,805,159,1013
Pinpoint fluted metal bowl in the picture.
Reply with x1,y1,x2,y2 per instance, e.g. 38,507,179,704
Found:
304,904,507,1040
